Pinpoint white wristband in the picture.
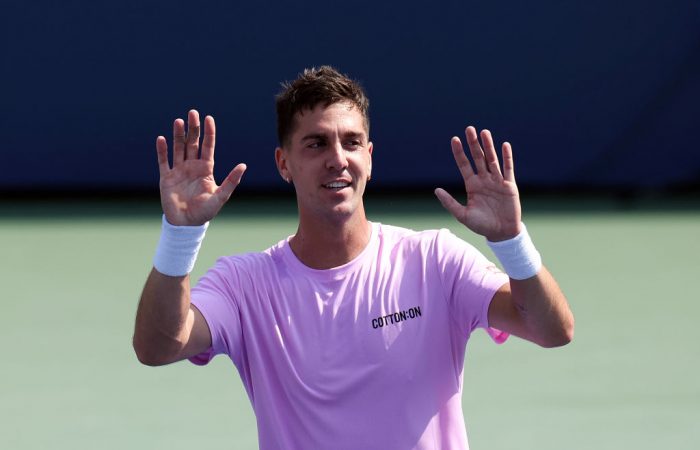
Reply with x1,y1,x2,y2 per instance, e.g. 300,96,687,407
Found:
153,215,209,277
486,223,542,280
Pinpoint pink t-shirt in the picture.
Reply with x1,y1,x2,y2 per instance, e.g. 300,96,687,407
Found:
190,222,509,450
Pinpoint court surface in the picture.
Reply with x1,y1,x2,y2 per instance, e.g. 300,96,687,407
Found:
1,196,698,449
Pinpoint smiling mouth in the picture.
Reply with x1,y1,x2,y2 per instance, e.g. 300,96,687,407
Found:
323,181,351,190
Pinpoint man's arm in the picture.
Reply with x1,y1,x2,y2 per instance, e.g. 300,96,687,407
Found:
133,110,246,366
134,270,212,366
489,268,573,347
435,126,573,347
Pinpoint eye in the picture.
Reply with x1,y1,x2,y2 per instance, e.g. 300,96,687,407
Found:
345,140,362,150
307,140,325,149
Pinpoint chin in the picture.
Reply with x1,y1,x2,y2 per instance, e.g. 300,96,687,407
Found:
299,196,364,224
323,202,362,223
328,206,355,219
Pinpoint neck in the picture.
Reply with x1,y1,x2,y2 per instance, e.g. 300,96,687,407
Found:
290,212,372,270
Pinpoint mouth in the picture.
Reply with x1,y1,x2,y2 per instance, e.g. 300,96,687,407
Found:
322,180,352,191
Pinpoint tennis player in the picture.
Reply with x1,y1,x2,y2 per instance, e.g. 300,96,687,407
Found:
133,66,574,449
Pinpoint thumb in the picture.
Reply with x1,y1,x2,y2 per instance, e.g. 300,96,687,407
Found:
434,188,464,220
216,163,247,203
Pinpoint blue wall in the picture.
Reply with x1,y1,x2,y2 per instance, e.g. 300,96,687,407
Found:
2,1,699,192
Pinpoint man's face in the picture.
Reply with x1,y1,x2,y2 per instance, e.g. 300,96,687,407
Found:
275,101,373,226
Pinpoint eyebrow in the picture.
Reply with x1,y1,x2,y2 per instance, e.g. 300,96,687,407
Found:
343,132,365,141
300,133,327,142
299,131,366,143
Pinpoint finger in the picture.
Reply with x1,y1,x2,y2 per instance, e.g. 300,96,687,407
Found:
502,142,515,182
156,136,170,176
450,137,475,182
434,188,465,221
465,126,488,174
480,129,503,178
216,163,247,204
200,115,216,161
186,109,201,160
173,118,186,164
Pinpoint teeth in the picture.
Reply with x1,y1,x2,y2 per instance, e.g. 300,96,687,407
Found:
326,182,349,188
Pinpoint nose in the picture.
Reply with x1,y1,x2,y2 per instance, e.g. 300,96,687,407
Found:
326,141,348,171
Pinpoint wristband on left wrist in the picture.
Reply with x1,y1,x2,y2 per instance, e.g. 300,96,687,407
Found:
486,222,542,280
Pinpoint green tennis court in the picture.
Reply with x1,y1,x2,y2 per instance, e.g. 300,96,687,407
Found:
2,196,698,449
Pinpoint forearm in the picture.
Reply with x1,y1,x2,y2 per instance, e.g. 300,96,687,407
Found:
133,268,193,366
509,266,574,347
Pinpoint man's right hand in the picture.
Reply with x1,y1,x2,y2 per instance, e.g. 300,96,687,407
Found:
156,109,247,226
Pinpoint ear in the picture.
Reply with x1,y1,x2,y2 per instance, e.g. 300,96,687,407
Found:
367,141,373,180
275,146,291,182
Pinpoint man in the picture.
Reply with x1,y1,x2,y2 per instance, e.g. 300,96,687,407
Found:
133,66,574,449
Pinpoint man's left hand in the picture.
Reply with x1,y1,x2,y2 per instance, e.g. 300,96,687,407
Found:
435,126,522,242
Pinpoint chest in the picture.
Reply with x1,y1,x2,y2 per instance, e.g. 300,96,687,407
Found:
237,270,452,392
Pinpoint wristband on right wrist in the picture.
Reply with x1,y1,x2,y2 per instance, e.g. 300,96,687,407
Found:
153,215,209,277
486,223,542,280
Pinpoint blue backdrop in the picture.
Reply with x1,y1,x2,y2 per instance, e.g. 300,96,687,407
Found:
2,1,699,192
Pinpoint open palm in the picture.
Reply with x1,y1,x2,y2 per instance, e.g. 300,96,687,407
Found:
156,110,246,226
435,126,521,242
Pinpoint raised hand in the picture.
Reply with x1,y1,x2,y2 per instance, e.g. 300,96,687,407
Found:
435,126,521,242
156,110,247,226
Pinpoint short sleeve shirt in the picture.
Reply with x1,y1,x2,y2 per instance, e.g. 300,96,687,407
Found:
190,222,509,450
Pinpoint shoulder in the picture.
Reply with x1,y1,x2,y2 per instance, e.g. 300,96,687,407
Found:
375,223,460,265
218,241,285,275
377,223,489,273
195,239,285,288
376,222,438,243
376,222,471,253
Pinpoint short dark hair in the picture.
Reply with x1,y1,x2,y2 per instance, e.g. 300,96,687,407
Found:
275,66,370,147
